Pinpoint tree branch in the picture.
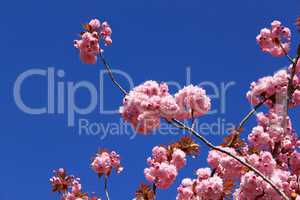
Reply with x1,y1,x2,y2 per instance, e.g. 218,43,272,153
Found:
104,176,110,200
99,53,128,96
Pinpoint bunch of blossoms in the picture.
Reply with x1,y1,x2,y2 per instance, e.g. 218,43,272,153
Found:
176,168,224,200
50,168,100,200
68,17,300,200
119,81,211,133
207,147,246,179
233,152,299,200
143,137,199,190
256,20,291,57
91,149,123,177
74,18,112,64
248,107,299,155
50,149,122,200
231,20,300,200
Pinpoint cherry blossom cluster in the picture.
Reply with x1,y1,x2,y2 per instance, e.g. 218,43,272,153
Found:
234,154,299,200
207,147,246,179
91,149,123,176
50,168,100,200
176,168,224,200
248,108,299,153
144,137,199,189
74,18,112,64
256,20,291,57
246,68,300,108
120,81,211,133
56,17,300,200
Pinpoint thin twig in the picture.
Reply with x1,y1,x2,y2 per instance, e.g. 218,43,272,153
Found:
99,53,128,96
171,118,290,200
191,110,196,130
278,41,295,65
237,99,266,131
152,183,157,200
104,176,110,200
227,98,267,147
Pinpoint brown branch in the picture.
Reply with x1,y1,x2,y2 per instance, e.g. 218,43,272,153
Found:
104,176,110,200
99,53,128,96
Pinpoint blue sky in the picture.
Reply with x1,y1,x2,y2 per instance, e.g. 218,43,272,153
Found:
1,0,300,199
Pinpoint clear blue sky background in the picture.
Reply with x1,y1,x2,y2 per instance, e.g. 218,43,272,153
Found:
1,0,300,199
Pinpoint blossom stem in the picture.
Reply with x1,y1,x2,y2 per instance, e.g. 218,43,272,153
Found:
99,53,128,96
152,183,157,200
237,99,266,131
278,41,295,64
171,118,290,200
104,176,110,200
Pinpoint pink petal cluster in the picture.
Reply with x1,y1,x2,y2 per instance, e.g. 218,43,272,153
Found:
176,168,224,200
248,109,298,153
247,151,276,176
289,151,300,174
207,147,245,179
256,20,291,57
144,146,186,189
175,85,211,119
233,169,298,200
246,70,290,106
91,150,123,176
120,81,211,133
74,19,112,64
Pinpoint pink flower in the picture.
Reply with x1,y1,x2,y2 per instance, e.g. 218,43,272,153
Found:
144,162,178,189
176,178,196,200
246,70,292,107
207,147,245,179
74,18,113,64
89,19,101,31
120,81,178,133
196,168,211,181
247,151,276,176
177,168,224,200
256,20,291,57
175,85,211,119
144,144,189,189
74,32,100,64
290,151,300,174
151,146,168,163
248,125,271,148
91,150,123,176
171,149,187,170
195,176,223,200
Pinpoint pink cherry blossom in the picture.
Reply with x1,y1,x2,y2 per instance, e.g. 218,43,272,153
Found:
195,176,223,200
144,162,178,189
74,32,100,64
120,82,211,133
171,149,187,170
144,143,191,189
256,20,291,57
91,150,123,176
74,18,113,64
207,147,245,179
175,85,211,119
89,19,101,31
177,168,224,200
119,81,178,133
176,178,195,200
